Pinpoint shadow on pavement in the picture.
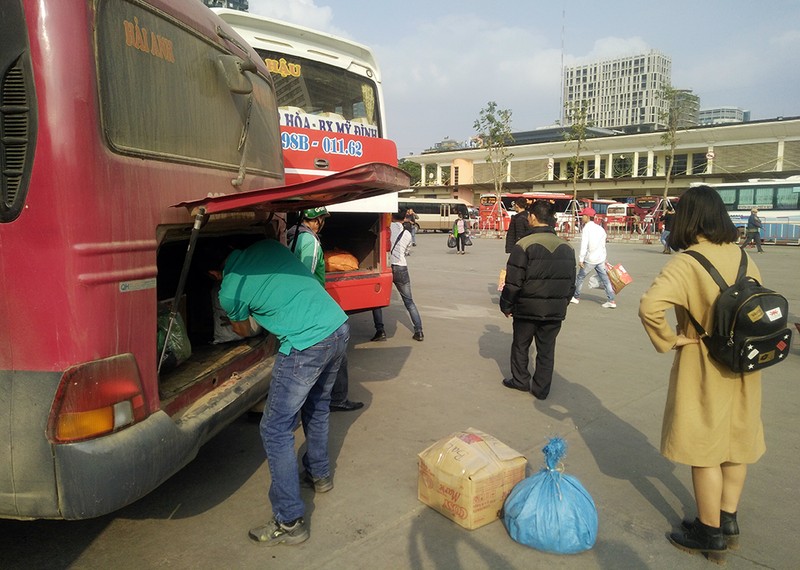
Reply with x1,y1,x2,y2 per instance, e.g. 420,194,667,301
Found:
535,374,695,526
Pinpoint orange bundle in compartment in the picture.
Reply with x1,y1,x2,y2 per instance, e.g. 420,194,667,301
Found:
324,249,359,271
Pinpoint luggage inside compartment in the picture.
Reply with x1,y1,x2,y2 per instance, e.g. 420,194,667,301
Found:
155,230,272,401
287,211,381,273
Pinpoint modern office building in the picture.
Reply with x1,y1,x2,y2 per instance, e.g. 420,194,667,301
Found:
698,106,751,125
674,89,700,128
562,50,672,130
201,0,249,11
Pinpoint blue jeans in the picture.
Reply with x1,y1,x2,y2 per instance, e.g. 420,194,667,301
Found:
330,352,349,405
574,262,615,301
372,265,422,333
260,322,350,524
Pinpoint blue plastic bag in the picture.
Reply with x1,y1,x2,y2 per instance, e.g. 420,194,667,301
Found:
503,437,598,554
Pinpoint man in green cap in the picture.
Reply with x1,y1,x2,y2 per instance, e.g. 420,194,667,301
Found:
288,207,330,285
288,208,364,412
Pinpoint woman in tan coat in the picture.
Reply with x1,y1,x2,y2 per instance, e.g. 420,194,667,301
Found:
639,185,765,565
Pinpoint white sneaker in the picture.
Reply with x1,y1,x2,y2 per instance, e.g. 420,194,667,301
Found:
601,301,617,309
570,297,580,305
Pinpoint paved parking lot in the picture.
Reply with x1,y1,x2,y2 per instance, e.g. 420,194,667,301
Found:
2,232,799,569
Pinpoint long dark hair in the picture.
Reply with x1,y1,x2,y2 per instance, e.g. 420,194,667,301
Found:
668,185,738,251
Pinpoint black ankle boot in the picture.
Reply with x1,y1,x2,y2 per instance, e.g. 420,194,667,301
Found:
670,518,726,564
682,511,740,551
720,510,740,550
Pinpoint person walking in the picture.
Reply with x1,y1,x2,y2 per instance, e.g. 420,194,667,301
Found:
500,201,576,400
660,207,675,254
505,197,533,254
639,185,767,565
288,207,363,412
570,207,616,308
739,207,764,252
210,238,349,547
452,212,469,255
405,208,419,247
371,211,424,341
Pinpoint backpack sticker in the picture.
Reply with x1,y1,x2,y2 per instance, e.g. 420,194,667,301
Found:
747,306,764,322
757,351,775,364
766,307,783,321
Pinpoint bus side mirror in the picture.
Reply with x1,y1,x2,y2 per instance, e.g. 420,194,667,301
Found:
216,55,254,94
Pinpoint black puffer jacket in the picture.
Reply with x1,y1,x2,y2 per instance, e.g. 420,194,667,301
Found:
500,226,576,320
505,211,533,253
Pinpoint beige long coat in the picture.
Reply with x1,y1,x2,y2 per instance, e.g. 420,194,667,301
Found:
639,238,765,467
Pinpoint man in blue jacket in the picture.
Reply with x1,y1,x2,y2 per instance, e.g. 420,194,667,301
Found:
500,201,576,400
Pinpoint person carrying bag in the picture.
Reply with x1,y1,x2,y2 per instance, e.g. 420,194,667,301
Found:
452,213,469,255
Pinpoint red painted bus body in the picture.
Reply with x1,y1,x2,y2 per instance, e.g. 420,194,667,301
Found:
0,0,406,520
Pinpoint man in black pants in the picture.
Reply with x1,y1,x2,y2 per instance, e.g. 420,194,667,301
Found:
740,207,764,253
499,201,576,400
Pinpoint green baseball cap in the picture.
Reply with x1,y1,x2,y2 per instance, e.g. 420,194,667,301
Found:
302,206,329,219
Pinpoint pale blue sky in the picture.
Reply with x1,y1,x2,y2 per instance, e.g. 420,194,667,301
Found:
248,0,800,156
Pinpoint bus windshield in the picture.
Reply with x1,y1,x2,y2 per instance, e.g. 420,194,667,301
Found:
259,49,381,138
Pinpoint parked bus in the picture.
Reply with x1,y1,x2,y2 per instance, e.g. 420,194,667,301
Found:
556,198,619,232
628,195,679,233
479,193,574,231
0,0,406,520
214,9,400,313
397,197,471,232
712,178,800,244
606,202,634,231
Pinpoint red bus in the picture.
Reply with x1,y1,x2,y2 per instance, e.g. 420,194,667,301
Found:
215,9,399,313
633,195,679,232
0,0,405,520
478,193,574,231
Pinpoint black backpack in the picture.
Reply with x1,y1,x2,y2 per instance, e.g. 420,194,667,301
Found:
684,249,792,373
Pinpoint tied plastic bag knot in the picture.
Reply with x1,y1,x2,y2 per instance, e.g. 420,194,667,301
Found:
503,437,598,554
542,437,567,470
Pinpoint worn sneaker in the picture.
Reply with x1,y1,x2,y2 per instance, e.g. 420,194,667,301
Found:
570,297,580,305
370,330,387,342
302,471,334,493
249,517,309,546
412,331,424,341
601,301,617,309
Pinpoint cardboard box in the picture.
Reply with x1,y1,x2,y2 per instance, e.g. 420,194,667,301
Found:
418,428,527,530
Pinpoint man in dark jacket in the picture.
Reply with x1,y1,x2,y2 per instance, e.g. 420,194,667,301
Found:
500,201,576,400
505,197,533,254
740,207,764,252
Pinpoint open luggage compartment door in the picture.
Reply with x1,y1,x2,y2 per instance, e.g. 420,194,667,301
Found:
172,162,410,215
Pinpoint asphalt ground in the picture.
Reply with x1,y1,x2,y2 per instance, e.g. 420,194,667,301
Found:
2,231,799,569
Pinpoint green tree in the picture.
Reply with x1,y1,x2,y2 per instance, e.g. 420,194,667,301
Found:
563,100,591,230
398,158,421,186
658,85,689,213
473,101,513,231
